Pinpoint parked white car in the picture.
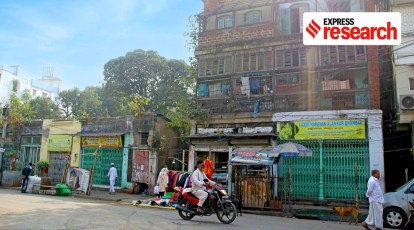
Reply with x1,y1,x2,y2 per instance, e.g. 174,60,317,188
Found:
383,178,414,228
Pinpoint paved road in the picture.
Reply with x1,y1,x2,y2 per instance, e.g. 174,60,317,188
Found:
0,189,385,230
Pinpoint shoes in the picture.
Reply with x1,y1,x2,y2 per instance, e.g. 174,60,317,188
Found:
361,222,371,230
197,207,205,214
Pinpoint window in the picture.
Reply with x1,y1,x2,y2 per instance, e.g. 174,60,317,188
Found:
280,4,309,35
140,133,149,145
198,57,233,77
42,92,48,97
217,15,233,29
235,51,273,72
276,49,307,68
410,78,414,90
245,10,262,25
32,89,37,96
198,80,231,97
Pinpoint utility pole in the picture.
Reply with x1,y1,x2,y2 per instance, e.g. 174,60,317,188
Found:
0,106,9,185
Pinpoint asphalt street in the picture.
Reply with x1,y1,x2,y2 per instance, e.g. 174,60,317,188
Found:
0,189,387,230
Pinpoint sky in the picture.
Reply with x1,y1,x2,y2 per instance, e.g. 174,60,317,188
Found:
0,0,203,90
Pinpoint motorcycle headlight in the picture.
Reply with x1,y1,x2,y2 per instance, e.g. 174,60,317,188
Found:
220,189,227,196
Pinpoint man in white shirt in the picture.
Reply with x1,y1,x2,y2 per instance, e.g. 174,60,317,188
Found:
362,169,384,230
107,163,118,195
192,160,215,213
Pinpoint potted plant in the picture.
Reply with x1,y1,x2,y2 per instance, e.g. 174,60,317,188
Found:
36,160,50,177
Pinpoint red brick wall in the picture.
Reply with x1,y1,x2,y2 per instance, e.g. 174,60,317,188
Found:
365,0,381,109
203,0,234,12
199,23,275,47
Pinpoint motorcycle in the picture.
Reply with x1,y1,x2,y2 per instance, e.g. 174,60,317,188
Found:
175,181,237,224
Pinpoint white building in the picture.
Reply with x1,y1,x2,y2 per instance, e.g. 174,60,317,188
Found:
392,0,414,126
0,66,60,105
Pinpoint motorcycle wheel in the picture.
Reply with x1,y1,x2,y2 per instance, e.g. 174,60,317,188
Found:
178,199,195,221
216,202,237,224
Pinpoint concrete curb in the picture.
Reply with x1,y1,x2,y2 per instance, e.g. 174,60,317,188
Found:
71,194,122,202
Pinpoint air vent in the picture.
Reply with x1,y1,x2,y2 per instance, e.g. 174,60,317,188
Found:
400,95,414,109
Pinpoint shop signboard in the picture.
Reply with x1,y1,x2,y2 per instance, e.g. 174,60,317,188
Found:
81,136,122,147
277,119,366,140
47,135,72,151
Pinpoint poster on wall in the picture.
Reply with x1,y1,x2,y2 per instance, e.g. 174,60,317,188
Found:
81,136,123,147
277,119,366,140
67,167,90,193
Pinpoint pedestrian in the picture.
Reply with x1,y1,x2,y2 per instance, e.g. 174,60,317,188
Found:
362,169,384,230
107,163,118,195
21,162,33,193
157,167,169,198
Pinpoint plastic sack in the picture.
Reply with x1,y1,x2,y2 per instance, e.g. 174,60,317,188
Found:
154,185,159,195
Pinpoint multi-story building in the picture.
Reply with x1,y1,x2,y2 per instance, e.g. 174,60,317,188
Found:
390,0,414,189
190,0,391,207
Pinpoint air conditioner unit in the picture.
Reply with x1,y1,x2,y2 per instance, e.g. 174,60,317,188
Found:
400,95,414,110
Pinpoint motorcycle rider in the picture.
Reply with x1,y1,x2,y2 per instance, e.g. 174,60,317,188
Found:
192,160,216,214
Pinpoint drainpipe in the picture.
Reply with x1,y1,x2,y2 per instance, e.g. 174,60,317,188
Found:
318,139,324,200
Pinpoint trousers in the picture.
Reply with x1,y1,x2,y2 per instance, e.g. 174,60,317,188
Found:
192,189,208,207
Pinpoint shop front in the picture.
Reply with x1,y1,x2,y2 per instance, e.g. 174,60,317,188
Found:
273,110,384,201
47,135,72,184
230,147,282,210
79,134,127,187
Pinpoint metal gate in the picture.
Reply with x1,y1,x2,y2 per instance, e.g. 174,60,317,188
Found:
80,147,123,187
234,165,283,209
20,146,40,175
277,139,370,200
49,152,67,185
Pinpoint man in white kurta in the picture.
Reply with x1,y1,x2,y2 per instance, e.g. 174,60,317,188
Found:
107,163,118,194
362,169,384,230
192,160,215,213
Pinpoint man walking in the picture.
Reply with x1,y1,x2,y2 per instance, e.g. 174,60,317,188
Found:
107,163,118,195
362,169,384,230
21,162,33,193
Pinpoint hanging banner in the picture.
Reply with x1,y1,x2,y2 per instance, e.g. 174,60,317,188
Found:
47,135,72,151
278,119,366,140
81,136,123,147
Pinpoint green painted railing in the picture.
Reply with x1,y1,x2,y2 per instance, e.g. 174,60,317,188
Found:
278,139,370,201
80,147,123,187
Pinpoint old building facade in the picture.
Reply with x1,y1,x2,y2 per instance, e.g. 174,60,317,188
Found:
190,0,391,205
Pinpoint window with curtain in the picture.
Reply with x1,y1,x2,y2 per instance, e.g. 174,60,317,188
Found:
217,15,233,29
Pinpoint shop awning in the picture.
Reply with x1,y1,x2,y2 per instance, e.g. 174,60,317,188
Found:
72,131,128,137
230,147,276,166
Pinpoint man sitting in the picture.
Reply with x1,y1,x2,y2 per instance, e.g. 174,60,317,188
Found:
192,160,215,213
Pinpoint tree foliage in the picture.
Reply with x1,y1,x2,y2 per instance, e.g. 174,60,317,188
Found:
29,96,61,119
103,49,190,115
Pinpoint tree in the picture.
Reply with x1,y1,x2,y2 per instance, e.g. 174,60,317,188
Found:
29,97,61,119
57,87,105,119
103,49,191,115
7,94,34,128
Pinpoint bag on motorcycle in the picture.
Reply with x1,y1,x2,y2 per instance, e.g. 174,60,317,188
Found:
154,185,159,195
